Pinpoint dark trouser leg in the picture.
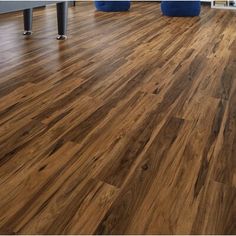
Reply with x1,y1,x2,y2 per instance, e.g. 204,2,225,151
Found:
56,2,68,40
23,8,33,35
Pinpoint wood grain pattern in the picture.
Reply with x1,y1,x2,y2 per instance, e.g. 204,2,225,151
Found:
0,2,236,234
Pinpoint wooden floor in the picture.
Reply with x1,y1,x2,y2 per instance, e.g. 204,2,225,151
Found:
0,2,236,234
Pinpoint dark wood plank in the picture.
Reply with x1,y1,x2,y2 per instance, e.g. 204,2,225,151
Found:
191,181,236,234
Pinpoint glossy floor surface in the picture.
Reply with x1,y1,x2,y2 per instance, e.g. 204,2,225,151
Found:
0,2,236,234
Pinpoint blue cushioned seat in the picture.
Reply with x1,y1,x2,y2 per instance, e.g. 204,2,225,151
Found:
161,1,201,17
94,1,130,12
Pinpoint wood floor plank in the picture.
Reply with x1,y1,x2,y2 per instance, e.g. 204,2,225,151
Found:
18,179,119,235
95,117,185,234
191,180,236,234
210,81,236,188
95,91,222,234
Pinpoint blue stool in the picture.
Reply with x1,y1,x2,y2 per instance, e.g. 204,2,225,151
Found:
94,1,131,12
161,1,201,17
